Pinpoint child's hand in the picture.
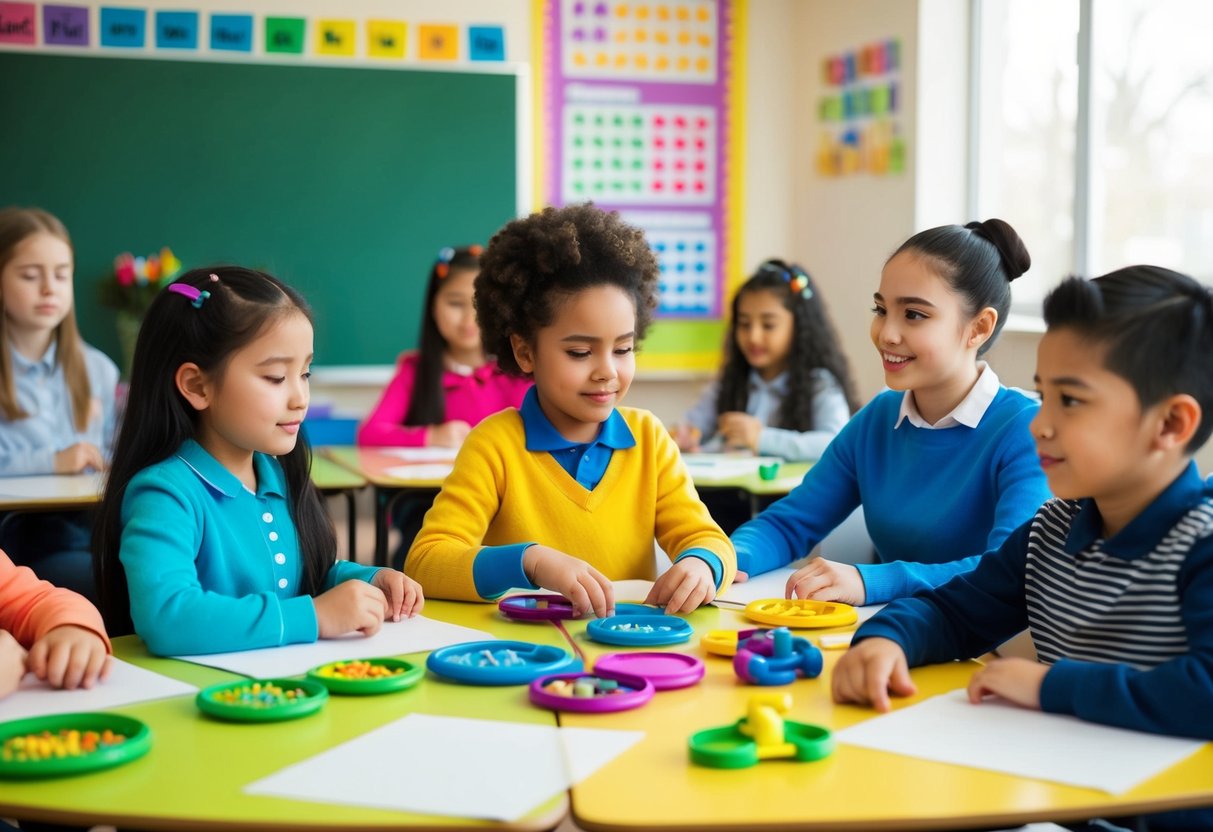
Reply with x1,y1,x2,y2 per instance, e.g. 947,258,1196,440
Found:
314,580,388,638
672,423,701,452
645,557,716,613
28,625,112,691
426,420,471,448
716,413,762,451
967,657,1048,709
54,442,105,474
371,569,425,621
831,637,916,712
786,557,866,605
0,630,28,700
522,545,614,619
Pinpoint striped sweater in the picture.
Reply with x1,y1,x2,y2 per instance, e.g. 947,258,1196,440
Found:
856,462,1213,740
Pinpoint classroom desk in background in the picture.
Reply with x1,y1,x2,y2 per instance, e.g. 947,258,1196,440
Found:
0,599,568,832
321,447,814,568
0,465,366,558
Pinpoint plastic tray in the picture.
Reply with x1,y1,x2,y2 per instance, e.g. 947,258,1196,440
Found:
425,640,581,685
743,598,858,629
585,614,694,647
0,712,151,779
307,657,423,695
196,677,329,722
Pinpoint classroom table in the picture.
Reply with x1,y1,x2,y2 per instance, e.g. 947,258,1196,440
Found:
1,597,1210,830
0,599,570,831
322,446,452,568
310,454,368,561
321,447,813,568
558,604,1213,831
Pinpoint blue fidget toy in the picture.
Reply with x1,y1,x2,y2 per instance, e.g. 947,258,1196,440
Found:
585,614,694,647
425,640,582,685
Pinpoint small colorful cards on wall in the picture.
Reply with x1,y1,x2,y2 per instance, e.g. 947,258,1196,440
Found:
0,3,506,62
817,37,905,177
542,0,735,319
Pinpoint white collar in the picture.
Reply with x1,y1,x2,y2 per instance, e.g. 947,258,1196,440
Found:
895,362,1001,430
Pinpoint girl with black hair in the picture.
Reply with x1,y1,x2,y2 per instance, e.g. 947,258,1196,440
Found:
674,259,859,460
357,246,530,448
92,267,422,655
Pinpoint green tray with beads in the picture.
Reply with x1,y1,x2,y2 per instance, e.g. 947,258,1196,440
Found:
307,657,424,695
0,712,152,779
196,677,328,722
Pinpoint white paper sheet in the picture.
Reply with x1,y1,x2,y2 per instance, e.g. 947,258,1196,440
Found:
245,713,642,821
0,473,103,500
0,658,196,722
380,447,459,462
835,690,1206,794
174,616,492,677
382,464,454,481
680,454,782,482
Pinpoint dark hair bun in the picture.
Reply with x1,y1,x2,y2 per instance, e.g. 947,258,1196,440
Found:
964,219,1031,281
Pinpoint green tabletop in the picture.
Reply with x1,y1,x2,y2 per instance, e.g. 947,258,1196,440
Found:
0,599,567,831
310,454,368,492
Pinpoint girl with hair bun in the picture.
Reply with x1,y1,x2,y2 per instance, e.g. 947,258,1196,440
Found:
732,219,1053,606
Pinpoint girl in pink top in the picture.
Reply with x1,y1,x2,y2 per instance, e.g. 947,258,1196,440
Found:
358,245,531,448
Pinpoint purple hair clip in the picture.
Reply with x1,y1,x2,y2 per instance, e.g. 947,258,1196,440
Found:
168,273,219,308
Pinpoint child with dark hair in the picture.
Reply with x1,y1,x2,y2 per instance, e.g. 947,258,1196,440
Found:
406,204,735,616
93,267,422,655
732,220,1052,605
675,259,858,460
836,265,1213,831
358,245,530,448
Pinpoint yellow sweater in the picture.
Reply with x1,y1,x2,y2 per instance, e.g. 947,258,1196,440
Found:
406,406,736,601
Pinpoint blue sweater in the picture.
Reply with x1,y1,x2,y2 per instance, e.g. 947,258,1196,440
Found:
731,387,1051,603
120,439,380,655
856,462,1213,742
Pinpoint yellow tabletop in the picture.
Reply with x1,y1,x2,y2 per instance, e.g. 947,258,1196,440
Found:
324,446,452,489
0,473,103,511
561,604,1213,831
0,600,568,831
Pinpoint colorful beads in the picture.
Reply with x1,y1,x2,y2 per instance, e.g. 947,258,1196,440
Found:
209,681,312,708
609,622,673,633
445,648,528,668
314,661,403,680
2,729,127,762
542,676,633,698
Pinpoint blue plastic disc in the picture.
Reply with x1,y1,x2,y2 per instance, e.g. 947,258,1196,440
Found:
425,640,581,685
585,614,694,646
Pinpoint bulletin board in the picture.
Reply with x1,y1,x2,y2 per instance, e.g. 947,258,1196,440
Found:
533,0,745,372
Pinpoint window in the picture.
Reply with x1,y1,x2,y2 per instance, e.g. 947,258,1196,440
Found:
974,0,1213,316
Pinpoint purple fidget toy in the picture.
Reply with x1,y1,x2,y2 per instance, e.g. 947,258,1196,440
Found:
529,671,654,713
498,593,577,621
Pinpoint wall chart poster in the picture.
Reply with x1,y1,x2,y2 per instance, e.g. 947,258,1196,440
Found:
538,0,739,319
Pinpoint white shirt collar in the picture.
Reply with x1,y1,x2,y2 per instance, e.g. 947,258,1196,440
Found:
748,368,788,395
895,362,1001,430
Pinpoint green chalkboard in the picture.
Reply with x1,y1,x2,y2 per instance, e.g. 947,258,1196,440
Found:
0,52,517,366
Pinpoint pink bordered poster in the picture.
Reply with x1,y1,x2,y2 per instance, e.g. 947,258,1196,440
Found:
534,0,744,334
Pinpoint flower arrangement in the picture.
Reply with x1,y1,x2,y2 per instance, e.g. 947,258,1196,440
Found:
98,247,183,317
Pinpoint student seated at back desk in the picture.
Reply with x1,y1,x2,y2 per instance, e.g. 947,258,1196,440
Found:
837,267,1213,832
357,245,530,568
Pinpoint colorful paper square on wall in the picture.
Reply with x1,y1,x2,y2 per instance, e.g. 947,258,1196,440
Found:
468,25,504,61
367,20,406,59
43,5,88,46
816,38,904,177
100,7,145,48
418,23,458,61
0,2,36,44
211,14,252,52
155,10,197,50
265,16,304,55
562,0,717,83
316,19,355,56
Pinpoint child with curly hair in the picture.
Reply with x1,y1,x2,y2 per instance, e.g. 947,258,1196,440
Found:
406,204,736,616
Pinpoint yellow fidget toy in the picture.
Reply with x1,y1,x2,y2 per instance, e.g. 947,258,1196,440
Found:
743,598,858,629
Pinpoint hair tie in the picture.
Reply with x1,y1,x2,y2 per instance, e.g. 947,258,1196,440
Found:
758,260,814,299
468,244,483,256
168,274,218,309
435,246,455,279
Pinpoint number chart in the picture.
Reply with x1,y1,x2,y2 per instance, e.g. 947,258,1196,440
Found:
540,0,740,323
